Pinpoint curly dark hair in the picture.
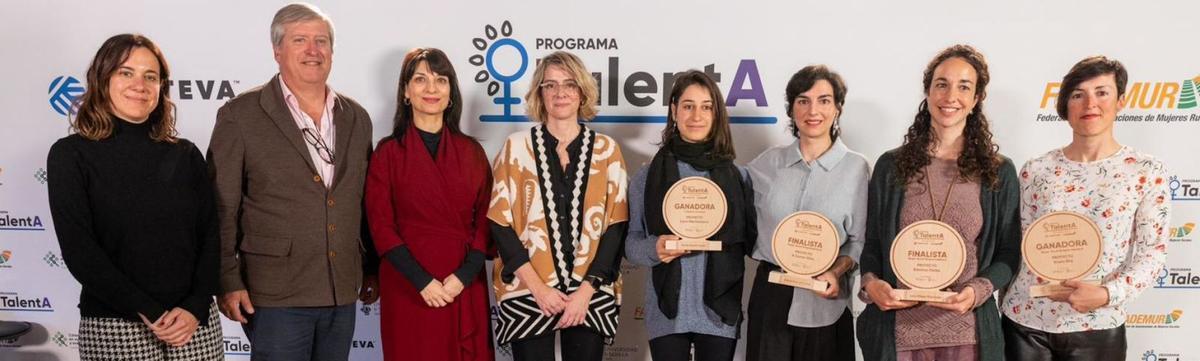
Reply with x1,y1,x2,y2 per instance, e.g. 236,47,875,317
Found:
894,44,1002,189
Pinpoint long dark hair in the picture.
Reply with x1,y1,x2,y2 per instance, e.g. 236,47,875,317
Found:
661,70,736,160
390,48,464,143
73,34,176,142
894,44,1001,189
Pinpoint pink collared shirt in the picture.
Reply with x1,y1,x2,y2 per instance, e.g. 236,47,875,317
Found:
279,76,337,188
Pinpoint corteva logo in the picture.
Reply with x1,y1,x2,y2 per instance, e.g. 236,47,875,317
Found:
1035,76,1200,123
1126,309,1183,328
469,21,775,124
0,292,54,312
48,75,85,116
47,75,240,115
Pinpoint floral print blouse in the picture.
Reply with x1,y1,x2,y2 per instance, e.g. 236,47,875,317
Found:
1002,146,1171,332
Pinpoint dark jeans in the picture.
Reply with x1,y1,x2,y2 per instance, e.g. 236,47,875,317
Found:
510,326,605,361
1002,316,1126,361
242,304,357,361
747,262,856,361
649,332,737,361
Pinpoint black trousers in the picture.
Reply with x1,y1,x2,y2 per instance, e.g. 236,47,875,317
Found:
649,332,737,361
746,262,856,361
1002,316,1126,361
510,326,605,361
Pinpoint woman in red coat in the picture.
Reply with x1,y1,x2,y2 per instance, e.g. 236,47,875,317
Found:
366,48,494,361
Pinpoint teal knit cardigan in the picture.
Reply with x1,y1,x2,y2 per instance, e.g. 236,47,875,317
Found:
857,149,1022,361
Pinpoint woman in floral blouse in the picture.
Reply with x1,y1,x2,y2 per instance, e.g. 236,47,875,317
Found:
1001,56,1172,361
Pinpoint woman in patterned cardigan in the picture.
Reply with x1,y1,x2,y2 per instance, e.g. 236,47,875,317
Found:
487,51,629,361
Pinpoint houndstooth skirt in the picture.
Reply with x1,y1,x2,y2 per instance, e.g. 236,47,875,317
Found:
78,301,225,360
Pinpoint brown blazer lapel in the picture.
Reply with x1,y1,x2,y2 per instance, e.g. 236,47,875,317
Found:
260,75,317,174
330,95,355,189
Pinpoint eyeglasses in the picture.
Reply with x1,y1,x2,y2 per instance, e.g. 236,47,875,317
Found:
301,128,335,164
539,80,580,95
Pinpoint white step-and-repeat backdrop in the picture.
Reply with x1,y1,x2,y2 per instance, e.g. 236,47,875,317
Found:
2,1,1198,360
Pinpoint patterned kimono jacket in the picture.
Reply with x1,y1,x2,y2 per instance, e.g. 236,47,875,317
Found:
488,124,629,344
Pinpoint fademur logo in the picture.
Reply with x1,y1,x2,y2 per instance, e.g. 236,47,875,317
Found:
0,210,45,231
1170,222,1195,242
1169,176,1200,201
1126,309,1183,328
1142,349,1184,361
469,21,775,124
1036,75,1200,123
1156,266,1200,289
0,292,54,312
0,250,12,268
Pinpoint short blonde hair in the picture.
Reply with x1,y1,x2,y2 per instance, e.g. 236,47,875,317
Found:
524,51,598,122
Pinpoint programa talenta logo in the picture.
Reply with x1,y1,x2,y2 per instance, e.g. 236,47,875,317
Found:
1169,176,1200,201
470,21,776,124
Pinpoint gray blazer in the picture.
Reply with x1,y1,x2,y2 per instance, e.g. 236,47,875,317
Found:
208,75,374,307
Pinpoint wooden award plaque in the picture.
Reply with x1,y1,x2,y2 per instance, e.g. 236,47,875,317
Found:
890,220,967,303
767,211,840,291
1022,211,1103,297
663,177,726,251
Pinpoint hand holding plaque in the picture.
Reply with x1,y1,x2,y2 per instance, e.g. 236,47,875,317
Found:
662,177,726,251
767,212,839,292
890,220,967,303
1022,211,1102,297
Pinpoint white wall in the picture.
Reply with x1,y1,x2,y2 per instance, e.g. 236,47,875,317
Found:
2,1,1198,360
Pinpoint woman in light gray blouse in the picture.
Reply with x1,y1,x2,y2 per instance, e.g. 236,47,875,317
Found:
625,70,756,361
745,65,869,361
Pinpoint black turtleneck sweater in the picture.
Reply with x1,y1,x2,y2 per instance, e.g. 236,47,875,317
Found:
46,117,219,326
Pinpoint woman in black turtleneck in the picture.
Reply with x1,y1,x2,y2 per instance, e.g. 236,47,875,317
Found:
46,34,223,360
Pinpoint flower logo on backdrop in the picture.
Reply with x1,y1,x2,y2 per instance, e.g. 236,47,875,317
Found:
1169,176,1200,201
1036,75,1200,123
48,76,85,116
471,21,528,123
358,302,379,316
468,20,775,124
1142,349,1184,361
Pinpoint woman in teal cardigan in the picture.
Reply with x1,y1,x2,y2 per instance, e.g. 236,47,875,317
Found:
856,44,1021,361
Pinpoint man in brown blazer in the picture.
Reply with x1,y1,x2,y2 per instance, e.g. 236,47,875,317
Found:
207,3,378,361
